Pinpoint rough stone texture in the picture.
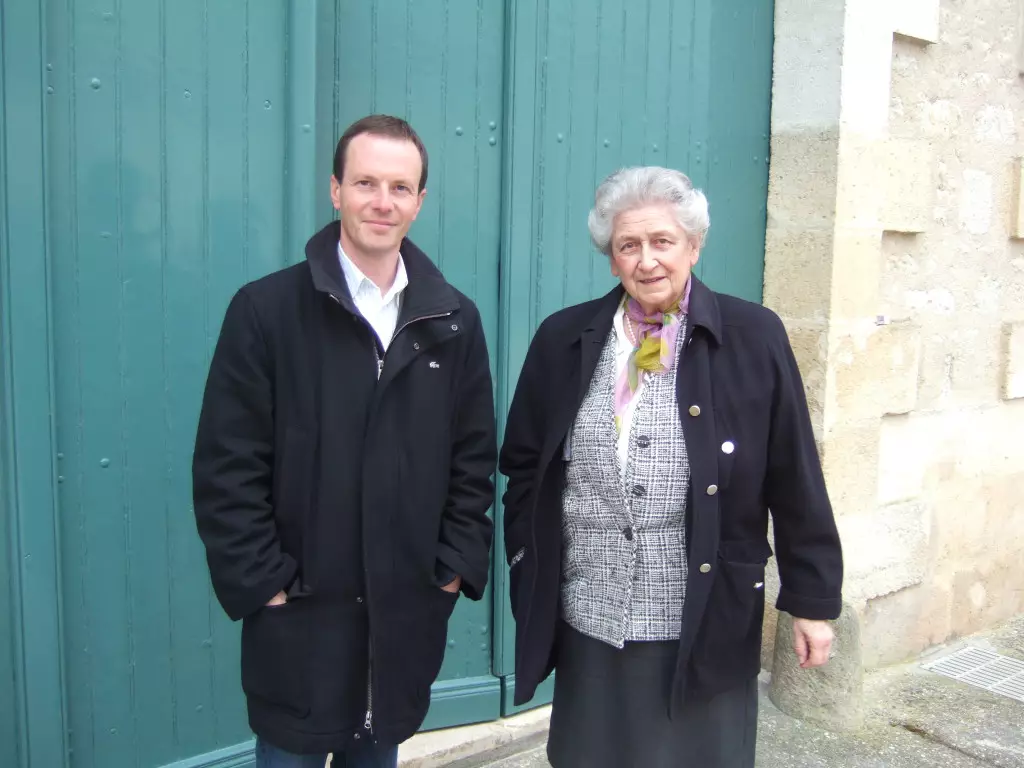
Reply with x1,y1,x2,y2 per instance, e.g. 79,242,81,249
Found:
838,502,928,603
765,0,1024,672
1003,322,1024,399
872,665,1024,768
880,139,936,233
768,606,864,732
892,0,942,44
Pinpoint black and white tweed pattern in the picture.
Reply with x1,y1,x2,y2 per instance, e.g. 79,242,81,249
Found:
560,319,690,647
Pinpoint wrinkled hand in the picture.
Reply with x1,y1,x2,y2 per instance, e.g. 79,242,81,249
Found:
265,591,288,607
792,618,834,669
441,575,462,594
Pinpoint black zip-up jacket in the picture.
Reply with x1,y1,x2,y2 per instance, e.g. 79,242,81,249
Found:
193,221,496,753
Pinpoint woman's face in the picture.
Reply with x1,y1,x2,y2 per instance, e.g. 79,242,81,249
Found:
608,205,700,315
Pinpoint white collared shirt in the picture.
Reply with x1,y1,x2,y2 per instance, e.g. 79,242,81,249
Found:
613,302,643,483
337,243,408,350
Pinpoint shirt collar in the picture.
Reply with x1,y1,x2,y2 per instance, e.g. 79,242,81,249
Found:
337,242,408,304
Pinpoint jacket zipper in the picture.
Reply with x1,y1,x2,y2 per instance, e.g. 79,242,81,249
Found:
329,294,454,734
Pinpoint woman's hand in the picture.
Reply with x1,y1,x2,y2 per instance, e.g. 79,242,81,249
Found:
792,618,834,668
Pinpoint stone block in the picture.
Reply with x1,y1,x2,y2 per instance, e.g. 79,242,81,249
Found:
839,2,896,136
768,130,841,229
835,136,884,228
838,501,929,603
876,415,930,504
768,604,864,731
771,0,845,130
829,228,884,320
960,169,994,236
832,322,921,420
861,583,952,668
1002,322,1024,399
761,556,782,672
819,420,881,516
891,0,940,44
1010,160,1024,238
763,227,835,320
780,323,830,434
880,140,935,234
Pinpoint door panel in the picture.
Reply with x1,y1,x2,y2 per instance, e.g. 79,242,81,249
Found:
494,0,774,710
46,1,291,765
333,0,507,728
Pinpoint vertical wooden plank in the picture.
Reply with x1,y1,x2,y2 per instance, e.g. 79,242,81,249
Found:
0,2,28,762
163,0,218,755
285,0,322,262
494,0,542,681
115,0,176,762
247,0,288,277
703,0,773,302
0,0,70,764
65,2,138,764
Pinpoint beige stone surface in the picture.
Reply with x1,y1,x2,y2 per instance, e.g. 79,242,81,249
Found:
891,0,941,44
880,139,935,233
765,0,1024,671
1003,321,1024,398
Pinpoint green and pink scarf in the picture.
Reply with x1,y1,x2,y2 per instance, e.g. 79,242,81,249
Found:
614,281,690,435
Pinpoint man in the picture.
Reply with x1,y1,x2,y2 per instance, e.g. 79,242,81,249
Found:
193,115,496,768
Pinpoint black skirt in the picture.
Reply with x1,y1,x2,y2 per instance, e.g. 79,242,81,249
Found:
547,621,758,768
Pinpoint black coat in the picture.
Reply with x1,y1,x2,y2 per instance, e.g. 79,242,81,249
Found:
192,222,496,753
499,279,843,712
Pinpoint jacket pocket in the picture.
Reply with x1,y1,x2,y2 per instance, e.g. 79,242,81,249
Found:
241,598,312,717
691,558,767,690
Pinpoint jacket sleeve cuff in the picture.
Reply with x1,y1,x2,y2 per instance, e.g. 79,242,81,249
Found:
776,588,842,621
221,557,299,621
436,544,486,601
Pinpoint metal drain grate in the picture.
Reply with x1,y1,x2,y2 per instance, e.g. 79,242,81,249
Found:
922,646,1024,703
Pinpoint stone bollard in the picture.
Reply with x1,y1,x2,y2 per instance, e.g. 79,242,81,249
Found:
768,603,864,731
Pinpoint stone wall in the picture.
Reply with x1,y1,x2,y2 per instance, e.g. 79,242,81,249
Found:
764,0,1024,670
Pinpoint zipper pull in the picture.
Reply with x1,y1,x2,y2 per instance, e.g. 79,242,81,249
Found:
376,358,384,379
364,709,373,730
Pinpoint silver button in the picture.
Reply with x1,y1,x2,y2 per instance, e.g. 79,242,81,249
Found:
451,324,459,331
413,342,420,350
699,563,711,574
707,484,718,496
688,405,701,417
722,441,734,455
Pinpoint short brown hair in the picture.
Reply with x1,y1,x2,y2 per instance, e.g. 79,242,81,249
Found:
332,115,429,192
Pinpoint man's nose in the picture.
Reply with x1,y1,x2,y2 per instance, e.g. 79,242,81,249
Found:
372,186,394,211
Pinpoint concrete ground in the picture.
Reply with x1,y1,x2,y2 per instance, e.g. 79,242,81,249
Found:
400,615,1024,768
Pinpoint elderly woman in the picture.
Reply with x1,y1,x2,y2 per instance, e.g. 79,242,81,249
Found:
499,167,844,767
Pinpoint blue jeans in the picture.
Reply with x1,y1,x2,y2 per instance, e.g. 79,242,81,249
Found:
254,737,398,768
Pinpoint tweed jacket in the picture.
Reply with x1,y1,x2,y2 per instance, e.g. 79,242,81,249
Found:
560,321,690,646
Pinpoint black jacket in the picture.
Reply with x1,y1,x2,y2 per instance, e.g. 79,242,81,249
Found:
499,279,842,712
192,222,496,752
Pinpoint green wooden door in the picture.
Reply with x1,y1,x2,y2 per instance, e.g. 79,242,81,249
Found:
3,0,773,765
494,0,775,712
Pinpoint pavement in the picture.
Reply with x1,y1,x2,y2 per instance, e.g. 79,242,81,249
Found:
399,615,1024,767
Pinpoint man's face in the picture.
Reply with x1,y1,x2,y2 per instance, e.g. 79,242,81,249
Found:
331,133,426,259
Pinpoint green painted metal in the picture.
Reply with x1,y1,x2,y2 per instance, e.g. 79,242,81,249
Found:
493,0,774,710
2,0,773,764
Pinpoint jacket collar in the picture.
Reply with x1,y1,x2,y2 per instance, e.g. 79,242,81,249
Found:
581,276,723,346
306,221,460,321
